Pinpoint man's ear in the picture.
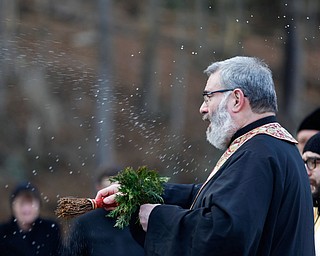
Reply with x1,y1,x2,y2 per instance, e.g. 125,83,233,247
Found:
231,89,246,112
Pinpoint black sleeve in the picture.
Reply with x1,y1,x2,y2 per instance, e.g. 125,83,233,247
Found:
163,183,202,208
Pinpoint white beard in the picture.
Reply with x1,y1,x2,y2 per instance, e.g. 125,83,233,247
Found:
206,94,239,150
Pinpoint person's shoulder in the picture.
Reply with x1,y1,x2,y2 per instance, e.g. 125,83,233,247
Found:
75,208,113,224
36,217,60,230
0,221,10,231
246,133,295,150
81,207,109,218
0,218,14,229
234,134,298,163
71,208,116,233
0,219,16,236
0,220,9,227
37,217,58,224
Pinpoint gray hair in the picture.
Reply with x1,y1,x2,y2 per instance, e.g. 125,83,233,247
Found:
204,56,278,113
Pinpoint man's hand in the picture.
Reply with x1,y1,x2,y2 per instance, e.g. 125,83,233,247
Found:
139,203,160,231
95,183,121,210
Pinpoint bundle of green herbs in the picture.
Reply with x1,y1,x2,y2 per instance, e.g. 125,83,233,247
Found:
108,166,169,229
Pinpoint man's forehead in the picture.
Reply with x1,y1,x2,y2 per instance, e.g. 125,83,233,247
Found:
205,73,221,90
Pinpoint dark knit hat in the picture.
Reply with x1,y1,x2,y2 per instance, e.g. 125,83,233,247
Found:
10,182,41,205
303,132,320,155
297,108,320,133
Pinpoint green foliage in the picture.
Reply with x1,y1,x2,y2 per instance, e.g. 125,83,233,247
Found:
107,166,169,229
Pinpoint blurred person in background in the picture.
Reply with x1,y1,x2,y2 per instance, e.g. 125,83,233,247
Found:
303,132,320,255
62,167,144,256
0,182,62,256
96,56,314,255
297,107,320,154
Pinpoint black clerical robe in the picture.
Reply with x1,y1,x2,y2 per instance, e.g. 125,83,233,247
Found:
144,117,315,255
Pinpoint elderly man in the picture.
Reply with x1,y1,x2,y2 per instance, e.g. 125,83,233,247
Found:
96,56,315,255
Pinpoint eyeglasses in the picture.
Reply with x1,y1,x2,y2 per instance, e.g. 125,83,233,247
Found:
202,89,233,103
304,157,320,170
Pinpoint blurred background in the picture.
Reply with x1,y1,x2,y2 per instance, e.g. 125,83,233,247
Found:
0,0,319,220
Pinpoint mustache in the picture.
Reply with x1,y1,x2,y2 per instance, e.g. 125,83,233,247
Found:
202,114,210,122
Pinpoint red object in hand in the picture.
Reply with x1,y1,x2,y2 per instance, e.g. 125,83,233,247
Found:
89,198,105,209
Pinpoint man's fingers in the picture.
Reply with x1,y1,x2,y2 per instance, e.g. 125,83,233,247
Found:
95,184,120,200
103,193,117,205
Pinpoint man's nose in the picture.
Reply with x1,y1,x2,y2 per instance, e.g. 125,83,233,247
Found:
199,101,207,114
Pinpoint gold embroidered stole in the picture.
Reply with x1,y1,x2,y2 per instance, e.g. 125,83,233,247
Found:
190,122,297,209
314,207,320,254
314,207,320,227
